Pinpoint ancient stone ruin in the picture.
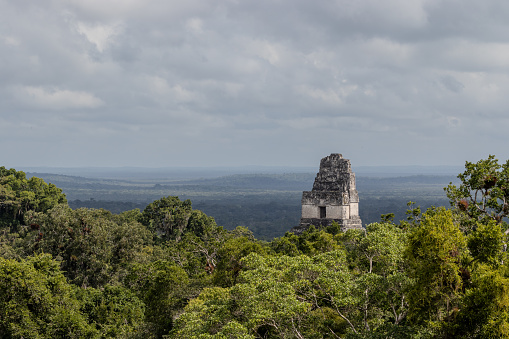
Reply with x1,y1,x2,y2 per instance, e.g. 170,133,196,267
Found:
292,153,363,234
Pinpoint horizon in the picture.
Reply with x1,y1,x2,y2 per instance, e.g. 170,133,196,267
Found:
15,163,465,181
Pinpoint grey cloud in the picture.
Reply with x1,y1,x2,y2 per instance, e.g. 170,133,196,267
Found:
439,75,464,93
1,0,509,168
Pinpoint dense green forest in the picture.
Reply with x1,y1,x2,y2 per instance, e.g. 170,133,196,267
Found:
1,156,509,338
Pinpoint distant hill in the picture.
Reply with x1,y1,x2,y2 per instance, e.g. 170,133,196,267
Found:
20,164,463,179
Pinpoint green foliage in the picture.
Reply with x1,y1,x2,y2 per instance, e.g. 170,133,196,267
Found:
171,287,253,339
237,251,366,337
76,285,145,338
213,235,267,287
341,222,411,331
186,209,219,238
139,196,193,242
270,232,301,256
271,226,341,256
397,201,422,230
344,222,407,275
124,260,189,337
172,251,357,338
468,220,506,267
405,207,469,328
22,206,152,288
0,254,97,338
163,217,229,280
445,155,509,231
380,213,395,223
0,167,67,230
451,265,509,338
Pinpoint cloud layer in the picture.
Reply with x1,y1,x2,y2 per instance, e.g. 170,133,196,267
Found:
2,0,509,168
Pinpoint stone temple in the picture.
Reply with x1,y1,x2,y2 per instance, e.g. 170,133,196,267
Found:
292,153,363,234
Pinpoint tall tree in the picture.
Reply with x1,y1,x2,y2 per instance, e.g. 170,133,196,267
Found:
0,167,67,230
445,155,509,231
139,196,193,242
341,222,411,333
405,207,469,332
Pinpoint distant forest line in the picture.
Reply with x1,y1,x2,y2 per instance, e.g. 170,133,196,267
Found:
28,172,459,240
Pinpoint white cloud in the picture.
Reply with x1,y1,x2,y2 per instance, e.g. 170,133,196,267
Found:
359,38,414,66
143,76,197,104
246,39,284,65
76,21,123,52
185,18,204,34
295,83,360,107
18,86,104,110
2,36,20,46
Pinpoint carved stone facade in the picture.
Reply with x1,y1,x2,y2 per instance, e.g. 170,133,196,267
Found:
292,153,363,234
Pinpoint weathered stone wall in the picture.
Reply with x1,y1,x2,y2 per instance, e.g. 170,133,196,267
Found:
292,153,363,234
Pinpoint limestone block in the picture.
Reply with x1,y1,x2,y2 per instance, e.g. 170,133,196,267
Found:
302,204,319,219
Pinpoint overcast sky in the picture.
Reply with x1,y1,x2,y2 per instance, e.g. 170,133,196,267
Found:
2,0,509,169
